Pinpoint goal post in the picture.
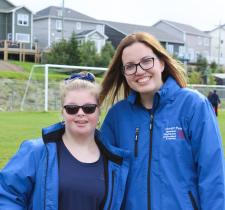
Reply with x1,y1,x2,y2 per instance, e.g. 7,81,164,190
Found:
20,64,107,112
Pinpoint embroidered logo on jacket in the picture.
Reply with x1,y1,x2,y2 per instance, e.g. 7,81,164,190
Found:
163,126,185,140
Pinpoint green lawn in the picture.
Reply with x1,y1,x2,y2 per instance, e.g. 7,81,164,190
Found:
0,110,224,169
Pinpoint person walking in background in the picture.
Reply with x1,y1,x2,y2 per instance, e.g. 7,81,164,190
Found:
210,90,221,116
99,32,225,210
0,72,130,210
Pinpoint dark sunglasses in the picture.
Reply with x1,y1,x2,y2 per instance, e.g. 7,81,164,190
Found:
63,104,98,115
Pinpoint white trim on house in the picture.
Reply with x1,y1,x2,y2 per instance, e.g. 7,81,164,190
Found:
30,14,33,49
12,11,15,41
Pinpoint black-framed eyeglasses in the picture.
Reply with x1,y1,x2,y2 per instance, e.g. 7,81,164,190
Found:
63,104,98,115
122,57,155,76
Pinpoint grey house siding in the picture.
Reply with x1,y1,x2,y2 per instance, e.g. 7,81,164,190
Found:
0,13,12,40
154,22,184,40
153,20,211,62
104,25,125,48
0,14,6,39
0,0,13,9
33,18,49,49
7,13,12,36
14,8,32,48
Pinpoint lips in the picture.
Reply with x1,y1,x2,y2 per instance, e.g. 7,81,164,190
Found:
74,120,88,124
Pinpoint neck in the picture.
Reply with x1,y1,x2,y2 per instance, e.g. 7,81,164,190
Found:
62,131,100,163
140,92,154,109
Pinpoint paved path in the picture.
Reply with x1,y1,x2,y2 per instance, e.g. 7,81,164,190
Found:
0,61,23,72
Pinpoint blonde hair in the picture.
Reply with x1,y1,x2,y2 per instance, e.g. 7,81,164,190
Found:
99,32,187,106
60,72,101,107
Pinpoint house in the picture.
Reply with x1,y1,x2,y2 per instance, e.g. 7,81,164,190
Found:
0,0,33,49
206,24,225,66
153,20,211,63
213,73,225,85
33,6,107,52
102,20,184,58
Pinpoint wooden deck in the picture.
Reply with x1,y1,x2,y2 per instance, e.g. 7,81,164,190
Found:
0,40,41,63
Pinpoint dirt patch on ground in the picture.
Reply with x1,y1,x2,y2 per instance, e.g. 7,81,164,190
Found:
0,61,23,72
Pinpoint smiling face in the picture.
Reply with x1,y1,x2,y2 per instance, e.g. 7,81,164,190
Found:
122,42,164,100
62,89,99,138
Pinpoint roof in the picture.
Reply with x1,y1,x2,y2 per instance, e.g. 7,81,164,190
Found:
213,73,225,79
208,24,225,33
76,29,108,39
102,20,184,44
154,20,209,37
34,6,100,23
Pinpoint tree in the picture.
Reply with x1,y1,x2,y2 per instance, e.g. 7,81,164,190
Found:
43,39,70,64
188,70,202,84
67,31,80,65
42,32,80,65
97,42,115,67
195,55,208,84
79,41,98,67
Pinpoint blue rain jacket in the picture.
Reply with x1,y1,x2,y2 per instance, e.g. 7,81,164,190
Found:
101,76,225,210
0,122,130,210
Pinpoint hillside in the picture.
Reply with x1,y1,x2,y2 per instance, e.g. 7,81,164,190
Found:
0,61,24,72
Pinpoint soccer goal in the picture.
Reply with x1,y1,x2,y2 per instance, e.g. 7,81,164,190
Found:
20,64,107,112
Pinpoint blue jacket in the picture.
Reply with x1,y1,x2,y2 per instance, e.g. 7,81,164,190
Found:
101,77,225,210
0,122,130,210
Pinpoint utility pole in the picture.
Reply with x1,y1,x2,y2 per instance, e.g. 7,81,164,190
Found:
217,22,221,66
61,0,64,40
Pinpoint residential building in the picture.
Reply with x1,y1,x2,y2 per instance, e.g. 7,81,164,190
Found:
102,20,184,58
33,6,107,52
206,24,225,66
153,20,211,63
0,0,33,49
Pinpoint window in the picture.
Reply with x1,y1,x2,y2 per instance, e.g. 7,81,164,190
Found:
76,22,81,30
15,33,30,43
166,44,174,54
17,14,29,26
7,33,12,40
56,20,62,31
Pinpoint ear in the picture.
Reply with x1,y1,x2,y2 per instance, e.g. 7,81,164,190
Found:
160,60,165,72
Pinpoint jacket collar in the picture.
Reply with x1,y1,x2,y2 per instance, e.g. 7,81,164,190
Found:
127,76,181,106
42,122,124,165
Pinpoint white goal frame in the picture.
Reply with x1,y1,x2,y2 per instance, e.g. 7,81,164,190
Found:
20,64,107,112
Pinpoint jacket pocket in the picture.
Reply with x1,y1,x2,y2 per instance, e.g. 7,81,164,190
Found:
107,170,115,210
188,191,198,210
134,128,139,157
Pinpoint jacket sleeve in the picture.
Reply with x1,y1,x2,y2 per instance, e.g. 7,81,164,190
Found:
100,108,117,146
189,98,225,209
0,140,39,210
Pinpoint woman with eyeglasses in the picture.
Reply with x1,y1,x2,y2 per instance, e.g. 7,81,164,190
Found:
99,32,225,210
0,72,130,210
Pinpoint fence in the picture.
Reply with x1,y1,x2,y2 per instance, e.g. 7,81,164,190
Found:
0,79,225,111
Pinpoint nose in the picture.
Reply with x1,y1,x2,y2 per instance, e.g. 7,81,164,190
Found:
135,64,145,75
77,107,85,115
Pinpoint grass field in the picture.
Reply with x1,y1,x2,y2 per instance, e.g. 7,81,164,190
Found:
0,110,224,169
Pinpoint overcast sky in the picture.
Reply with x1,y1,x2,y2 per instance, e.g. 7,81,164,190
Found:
11,0,225,31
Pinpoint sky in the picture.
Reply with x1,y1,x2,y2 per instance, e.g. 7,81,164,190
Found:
10,0,225,31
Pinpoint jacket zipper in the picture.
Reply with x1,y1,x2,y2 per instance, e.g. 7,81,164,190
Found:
147,113,154,210
188,191,198,210
107,170,115,210
44,145,49,210
134,128,139,157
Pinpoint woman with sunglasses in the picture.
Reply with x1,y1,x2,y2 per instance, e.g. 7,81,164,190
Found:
99,32,225,210
0,72,130,210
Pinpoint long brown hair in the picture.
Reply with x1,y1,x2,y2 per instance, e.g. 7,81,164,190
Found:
99,32,187,106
